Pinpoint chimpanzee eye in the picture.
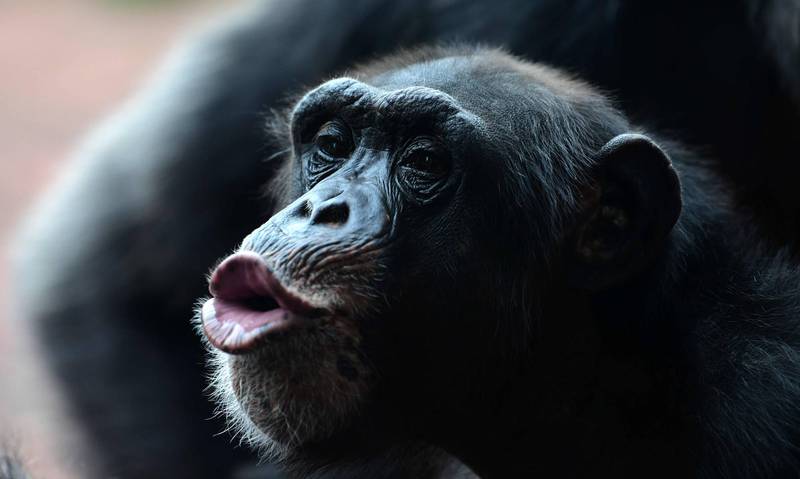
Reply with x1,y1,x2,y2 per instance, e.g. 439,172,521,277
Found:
396,138,452,203
403,150,449,178
314,120,353,158
305,120,353,187
399,138,450,180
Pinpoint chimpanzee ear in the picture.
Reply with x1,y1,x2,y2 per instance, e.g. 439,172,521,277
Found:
568,133,682,290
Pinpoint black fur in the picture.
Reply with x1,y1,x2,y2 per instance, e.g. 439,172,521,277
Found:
14,1,800,477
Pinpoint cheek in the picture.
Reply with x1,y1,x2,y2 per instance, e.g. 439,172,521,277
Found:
407,203,475,277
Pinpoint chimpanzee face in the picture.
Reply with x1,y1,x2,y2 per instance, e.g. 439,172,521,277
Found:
196,52,680,465
198,70,504,457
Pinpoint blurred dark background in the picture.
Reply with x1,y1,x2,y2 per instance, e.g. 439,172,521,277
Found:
0,2,238,477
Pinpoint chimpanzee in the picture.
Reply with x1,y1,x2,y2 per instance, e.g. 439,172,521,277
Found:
195,46,800,478
13,1,800,478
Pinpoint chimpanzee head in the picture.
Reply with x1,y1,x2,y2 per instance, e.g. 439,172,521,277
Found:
196,47,681,468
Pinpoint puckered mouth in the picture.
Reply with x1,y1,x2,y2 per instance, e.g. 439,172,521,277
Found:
201,251,324,354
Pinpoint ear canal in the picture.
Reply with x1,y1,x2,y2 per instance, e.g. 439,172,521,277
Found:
568,133,682,291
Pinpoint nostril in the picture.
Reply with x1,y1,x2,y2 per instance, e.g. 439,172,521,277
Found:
312,201,350,226
296,200,313,218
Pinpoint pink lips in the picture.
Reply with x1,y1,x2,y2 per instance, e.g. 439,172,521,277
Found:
201,251,320,354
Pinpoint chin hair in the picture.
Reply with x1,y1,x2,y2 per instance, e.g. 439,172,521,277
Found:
194,309,374,463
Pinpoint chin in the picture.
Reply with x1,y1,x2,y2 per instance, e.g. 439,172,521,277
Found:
197,302,375,461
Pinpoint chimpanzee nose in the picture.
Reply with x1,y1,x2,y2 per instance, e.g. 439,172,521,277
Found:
306,196,350,227
274,179,387,239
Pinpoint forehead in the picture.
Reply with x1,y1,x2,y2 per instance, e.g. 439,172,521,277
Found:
290,56,526,139
368,55,484,93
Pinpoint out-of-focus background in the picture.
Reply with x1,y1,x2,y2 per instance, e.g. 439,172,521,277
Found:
0,1,238,477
